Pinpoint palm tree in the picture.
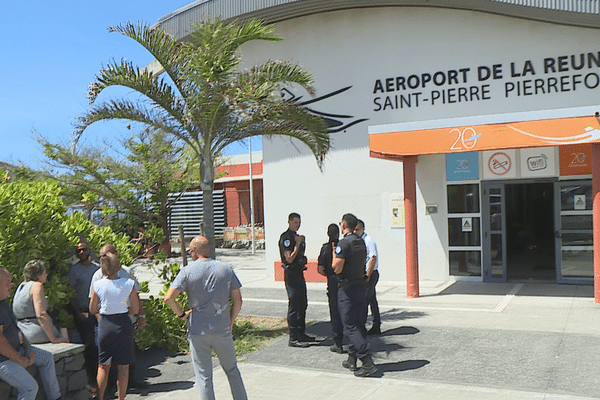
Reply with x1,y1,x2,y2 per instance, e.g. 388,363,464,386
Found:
73,19,330,257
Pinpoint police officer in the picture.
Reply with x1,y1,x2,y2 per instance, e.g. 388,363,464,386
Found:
279,212,315,347
333,213,377,377
355,219,381,335
317,223,344,353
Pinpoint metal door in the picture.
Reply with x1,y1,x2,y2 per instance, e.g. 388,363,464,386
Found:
482,183,507,282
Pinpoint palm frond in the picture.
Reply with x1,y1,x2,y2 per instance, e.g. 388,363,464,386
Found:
109,23,195,99
73,100,195,149
239,60,316,96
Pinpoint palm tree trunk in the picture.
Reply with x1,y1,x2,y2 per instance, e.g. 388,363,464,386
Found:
200,149,216,259
202,189,216,259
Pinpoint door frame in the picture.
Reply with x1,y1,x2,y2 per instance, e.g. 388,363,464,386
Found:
482,182,507,282
482,178,557,282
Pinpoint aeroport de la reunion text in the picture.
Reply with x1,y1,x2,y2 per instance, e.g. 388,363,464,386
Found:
372,52,600,112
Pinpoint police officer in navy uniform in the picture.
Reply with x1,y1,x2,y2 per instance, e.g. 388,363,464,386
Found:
332,213,377,377
279,212,315,347
317,223,344,353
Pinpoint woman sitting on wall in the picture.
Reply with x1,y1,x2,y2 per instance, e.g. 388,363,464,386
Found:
12,259,69,344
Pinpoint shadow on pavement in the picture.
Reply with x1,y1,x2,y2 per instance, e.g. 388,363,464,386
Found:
381,326,420,336
380,309,427,322
436,281,594,297
376,359,430,374
128,381,195,397
122,348,195,398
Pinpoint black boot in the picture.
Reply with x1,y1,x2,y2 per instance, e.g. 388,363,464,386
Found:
354,356,377,377
329,343,344,354
297,332,316,342
288,337,310,348
342,355,358,371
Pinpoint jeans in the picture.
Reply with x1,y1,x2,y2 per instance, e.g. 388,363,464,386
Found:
188,332,247,400
0,346,61,400
73,317,98,381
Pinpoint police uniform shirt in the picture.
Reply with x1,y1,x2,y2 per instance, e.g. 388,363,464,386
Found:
318,239,338,276
335,232,367,280
279,229,306,270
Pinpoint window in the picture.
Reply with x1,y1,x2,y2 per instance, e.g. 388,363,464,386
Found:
447,184,481,277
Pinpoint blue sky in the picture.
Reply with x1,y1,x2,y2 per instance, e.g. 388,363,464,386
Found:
0,1,259,170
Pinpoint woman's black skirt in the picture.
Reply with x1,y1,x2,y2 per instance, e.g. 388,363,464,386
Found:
98,313,134,365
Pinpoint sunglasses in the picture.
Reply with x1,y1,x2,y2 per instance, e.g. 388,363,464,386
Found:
76,248,88,253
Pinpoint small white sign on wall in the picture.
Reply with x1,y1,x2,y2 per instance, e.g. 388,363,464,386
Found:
520,147,555,178
574,195,586,210
391,194,405,228
462,217,472,232
483,150,517,179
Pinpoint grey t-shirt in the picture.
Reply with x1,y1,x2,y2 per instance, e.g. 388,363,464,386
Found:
68,261,99,310
0,300,21,362
171,258,242,336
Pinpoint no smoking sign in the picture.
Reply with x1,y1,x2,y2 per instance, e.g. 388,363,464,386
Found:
484,150,516,179
488,152,512,175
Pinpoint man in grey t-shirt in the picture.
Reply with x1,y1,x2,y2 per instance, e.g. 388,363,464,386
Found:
165,236,247,400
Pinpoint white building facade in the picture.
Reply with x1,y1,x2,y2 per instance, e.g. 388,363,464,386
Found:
158,1,600,288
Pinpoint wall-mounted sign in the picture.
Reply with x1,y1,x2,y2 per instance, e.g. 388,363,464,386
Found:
574,195,586,210
520,147,555,178
390,194,405,228
446,152,479,181
462,217,473,232
426,205,438,215
559,144,591,176
370,113,600,157
483,150,516,179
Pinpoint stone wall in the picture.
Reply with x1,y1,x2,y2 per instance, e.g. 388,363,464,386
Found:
0,343,88,400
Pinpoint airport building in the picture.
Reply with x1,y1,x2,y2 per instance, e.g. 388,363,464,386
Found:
157,1,600,298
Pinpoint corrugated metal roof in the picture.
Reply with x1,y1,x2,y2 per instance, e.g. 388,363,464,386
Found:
156,0,600,40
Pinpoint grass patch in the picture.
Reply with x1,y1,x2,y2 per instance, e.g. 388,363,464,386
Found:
232,316,288,357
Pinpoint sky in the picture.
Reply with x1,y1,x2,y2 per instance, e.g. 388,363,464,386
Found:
0,1,260,170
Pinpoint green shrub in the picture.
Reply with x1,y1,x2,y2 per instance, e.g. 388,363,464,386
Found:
0,174,137,329
135,259,190,352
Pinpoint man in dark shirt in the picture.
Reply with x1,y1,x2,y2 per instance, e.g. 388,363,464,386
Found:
0,268,62,400
332,213,377,377
68,242,99,385
279,212,315,347
317,223,344,353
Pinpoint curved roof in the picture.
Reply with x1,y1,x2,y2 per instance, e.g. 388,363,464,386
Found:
157,0,600,40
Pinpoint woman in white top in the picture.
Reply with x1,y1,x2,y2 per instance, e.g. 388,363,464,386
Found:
89,252,139,400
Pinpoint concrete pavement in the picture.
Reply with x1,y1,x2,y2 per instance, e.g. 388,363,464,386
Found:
126,249,600,399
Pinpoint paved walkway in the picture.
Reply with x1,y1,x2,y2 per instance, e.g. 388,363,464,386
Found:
126,249,600,400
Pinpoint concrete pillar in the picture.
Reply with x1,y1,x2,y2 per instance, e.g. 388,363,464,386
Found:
403,155,419,298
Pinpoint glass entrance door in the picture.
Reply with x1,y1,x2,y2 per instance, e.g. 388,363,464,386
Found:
555,181,593,283
482,183,506,282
